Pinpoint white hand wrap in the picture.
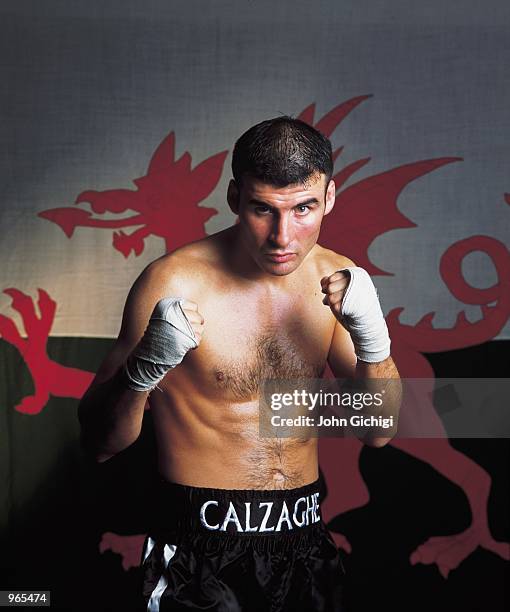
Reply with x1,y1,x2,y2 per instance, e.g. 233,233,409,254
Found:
338,267,391,363
124,297,198,392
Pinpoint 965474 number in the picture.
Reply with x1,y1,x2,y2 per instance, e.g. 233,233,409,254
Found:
0,591,50,607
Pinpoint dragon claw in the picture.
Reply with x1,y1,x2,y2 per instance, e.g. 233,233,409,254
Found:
410,527,509,579
15,393,49,416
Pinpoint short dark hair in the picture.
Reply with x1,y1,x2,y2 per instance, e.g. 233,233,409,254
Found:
231,116,333,188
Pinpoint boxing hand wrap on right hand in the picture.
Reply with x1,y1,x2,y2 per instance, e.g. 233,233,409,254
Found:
124,297,198,392
338,267,391,363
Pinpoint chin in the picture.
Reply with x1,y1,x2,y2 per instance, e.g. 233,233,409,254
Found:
259,259,301,276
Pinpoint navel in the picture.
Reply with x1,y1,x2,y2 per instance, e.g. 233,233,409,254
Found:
271,469,286,484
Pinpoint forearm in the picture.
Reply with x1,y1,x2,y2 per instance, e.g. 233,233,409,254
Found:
323,266,402,446
353,356,402,447
78,366,149,462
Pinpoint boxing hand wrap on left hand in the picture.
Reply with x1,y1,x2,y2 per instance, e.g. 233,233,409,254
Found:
337,267,391,363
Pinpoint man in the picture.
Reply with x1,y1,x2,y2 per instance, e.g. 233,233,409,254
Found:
78,117,400,611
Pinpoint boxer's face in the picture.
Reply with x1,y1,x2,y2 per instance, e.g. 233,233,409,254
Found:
228,172,335,276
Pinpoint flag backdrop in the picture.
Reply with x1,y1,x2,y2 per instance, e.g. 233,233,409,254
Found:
1,1,509,610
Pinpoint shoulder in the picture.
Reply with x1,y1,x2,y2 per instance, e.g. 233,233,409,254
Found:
308,244,356,279
144,241,212,295
116,236,216,341
143,226,232,292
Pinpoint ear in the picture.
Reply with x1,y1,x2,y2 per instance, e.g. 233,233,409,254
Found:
324,179,336,216
227,179,240,214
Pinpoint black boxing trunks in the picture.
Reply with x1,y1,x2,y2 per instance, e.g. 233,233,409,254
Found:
141,479,345,612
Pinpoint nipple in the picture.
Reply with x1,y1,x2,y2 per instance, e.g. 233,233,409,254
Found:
215,371,225,382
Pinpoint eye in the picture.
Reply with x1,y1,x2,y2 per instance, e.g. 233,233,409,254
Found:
254,205,272,215
295,204,311,215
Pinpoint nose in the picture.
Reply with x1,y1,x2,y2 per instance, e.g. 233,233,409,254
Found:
269,213,292,249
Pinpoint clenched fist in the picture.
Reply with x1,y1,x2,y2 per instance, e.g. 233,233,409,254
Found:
180,299,205,346
320,270,351,321
321,267,391,363
124,297,204,392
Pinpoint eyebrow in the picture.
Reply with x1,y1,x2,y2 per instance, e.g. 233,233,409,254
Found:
248,197,320,207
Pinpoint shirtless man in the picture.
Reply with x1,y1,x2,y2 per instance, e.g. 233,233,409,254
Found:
78,117,400,611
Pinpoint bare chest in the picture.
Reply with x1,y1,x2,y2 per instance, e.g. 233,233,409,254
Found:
182,288,335,401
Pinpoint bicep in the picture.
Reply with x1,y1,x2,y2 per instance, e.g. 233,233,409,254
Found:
327,320,357,378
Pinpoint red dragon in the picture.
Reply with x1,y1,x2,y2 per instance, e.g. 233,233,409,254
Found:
38,133,228,257
1,100,509,577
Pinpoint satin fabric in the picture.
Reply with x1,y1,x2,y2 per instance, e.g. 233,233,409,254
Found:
142,480,345,611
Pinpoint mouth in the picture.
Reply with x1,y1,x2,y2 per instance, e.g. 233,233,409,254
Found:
265,252,296,263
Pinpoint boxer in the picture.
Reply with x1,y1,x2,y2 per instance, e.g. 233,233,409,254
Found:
79,116,400,611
